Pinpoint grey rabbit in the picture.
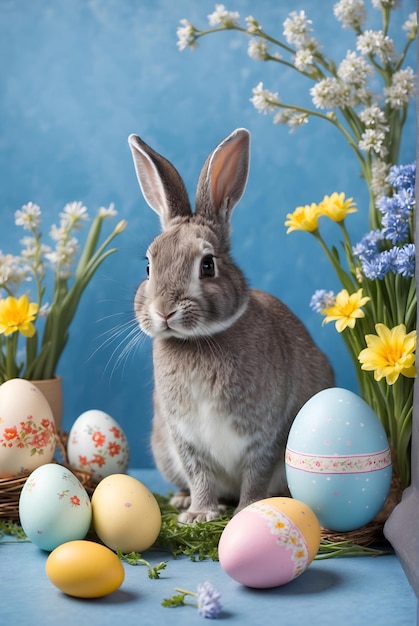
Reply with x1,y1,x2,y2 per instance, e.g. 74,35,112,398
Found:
128,128,334,523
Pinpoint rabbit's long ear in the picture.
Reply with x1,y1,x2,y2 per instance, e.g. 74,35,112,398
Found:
128,134,192,230
195,128,250,225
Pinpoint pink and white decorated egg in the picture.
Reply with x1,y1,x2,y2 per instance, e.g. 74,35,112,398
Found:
218,497,320,588
0,378,56,478
67,409,129,482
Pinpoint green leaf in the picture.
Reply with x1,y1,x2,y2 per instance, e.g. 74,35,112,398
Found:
161,593,187,608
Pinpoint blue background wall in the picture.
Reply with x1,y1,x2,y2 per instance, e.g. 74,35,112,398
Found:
0,0,415,467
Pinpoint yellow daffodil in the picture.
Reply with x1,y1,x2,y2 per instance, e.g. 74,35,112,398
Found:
0,295,38,338
285,203,320,233
358,323,416,385
321,288,370,333
318,192,357,222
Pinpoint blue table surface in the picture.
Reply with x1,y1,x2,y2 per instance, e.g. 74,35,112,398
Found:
1,469,417,626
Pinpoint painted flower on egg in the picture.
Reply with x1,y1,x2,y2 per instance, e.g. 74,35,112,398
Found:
67,410,130,482
0,416,55,455
251,502,309,578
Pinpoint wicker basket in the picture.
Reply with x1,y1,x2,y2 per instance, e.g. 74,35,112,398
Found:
0,432,95,521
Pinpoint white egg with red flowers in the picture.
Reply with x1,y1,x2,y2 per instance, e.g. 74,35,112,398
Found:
285,387,392,531
67,409,129,482
0,378,56,478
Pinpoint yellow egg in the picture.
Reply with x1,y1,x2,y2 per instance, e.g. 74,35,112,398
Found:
91,474,162,553
45,540,125,598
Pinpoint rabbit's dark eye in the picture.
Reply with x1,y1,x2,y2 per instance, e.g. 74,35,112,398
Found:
200,254,215,278
146,263,150,278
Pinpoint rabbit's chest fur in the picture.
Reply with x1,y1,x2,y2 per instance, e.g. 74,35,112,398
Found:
151,334,270,499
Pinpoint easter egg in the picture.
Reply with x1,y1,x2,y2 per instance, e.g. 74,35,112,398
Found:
218,497,320,588
91,474,161,553
67,409,130,483
286,387,392,531
0,378,56,478
46,540,125,598
19,463,92,551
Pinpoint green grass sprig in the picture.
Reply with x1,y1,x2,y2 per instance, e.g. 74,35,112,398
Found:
115,548,167,578
152,493,390,561
0,519,29,542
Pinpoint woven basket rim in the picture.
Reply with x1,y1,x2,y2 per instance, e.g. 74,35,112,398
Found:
0,432,95,520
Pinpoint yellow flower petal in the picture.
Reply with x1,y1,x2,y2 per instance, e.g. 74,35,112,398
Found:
318,192,357,222
359,323,417,385
321,288,370,333
285,203,320,233
0,295,38,338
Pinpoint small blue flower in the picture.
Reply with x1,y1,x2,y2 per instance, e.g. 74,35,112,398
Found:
381,209,410,244
395,243,415,278
352,229,383,261
362,249,398,280
387,162,416,191
310,289,335,313
196,582,223,619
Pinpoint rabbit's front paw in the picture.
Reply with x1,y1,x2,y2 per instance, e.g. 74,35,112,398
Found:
178,508,222,524
170,490,191,510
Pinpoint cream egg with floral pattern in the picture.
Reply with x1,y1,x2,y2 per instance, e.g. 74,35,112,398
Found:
67,409,129,483
0,378,56,478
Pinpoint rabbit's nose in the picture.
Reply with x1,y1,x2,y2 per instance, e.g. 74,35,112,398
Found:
156,310,175,321
155,309,177,327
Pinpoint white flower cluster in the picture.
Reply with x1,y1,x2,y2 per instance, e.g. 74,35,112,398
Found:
207,4,239,28
176,19,196,51
250,82,280,114
384,67,416,109
334,0,367,29
247,38,269,62
0,201,119,291
283,10,320,72
0,252,28,291
356,29,396,62
177,2,416,192
358,104,390,158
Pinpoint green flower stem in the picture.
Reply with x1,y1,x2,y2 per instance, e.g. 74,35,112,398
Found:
312,231,356,292
359,373,413,489
5,334,19,379
75,214,104,280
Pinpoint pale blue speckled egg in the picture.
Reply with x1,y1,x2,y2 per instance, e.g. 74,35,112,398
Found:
19,463,92,551
285,387,392,531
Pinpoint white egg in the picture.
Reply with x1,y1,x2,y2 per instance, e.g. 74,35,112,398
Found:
0,378,56,478
67,409,129,482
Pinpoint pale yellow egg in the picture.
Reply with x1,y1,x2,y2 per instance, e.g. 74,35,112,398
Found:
91,474,161,553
